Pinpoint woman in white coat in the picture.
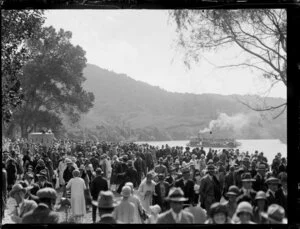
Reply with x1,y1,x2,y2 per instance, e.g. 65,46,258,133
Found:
138,172,156,214
66,169,87,223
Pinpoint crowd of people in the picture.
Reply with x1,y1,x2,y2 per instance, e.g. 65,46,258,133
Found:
1,136,288,224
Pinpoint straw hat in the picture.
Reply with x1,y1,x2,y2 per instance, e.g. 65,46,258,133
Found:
266,177,280,185
206,164,216,172
150,205,161,214
165,187,188,202
261,204,287,224
9,184,26,197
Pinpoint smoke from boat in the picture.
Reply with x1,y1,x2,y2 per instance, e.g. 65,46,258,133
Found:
199,113,259,137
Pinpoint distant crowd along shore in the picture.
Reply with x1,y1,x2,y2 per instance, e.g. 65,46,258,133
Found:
2,136,287,224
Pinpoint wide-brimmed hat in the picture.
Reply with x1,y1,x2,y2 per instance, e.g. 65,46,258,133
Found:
158,157,164,162
9,184,26,197
95,168,103,175
236,201,253,216
261,204,287,224
174,159,180,165
37,187,57,201
25,172,34,179
255,191,267,200
241,173,255,182
165,187,188,202
158,173,165,178
37,170,47,179
226,185,240,197
207,164,216,172
92,191,118,209
266,177,280,185
121,186,131,197
256,163,266,171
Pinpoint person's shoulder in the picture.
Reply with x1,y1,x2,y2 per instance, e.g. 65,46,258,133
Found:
183,210,194,218
24,199,38,206
158,209,172,219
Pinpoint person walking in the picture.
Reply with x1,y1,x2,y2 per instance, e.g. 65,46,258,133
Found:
157,187,194,223
234,201,256,224
153,173,170,212
22,188,60,224
253,191,268,224
175,167,195,205
93,190,118,224
223,185,239,219
260,204,287,224
113,186,135,223
66,169,87,223
90,168,108,223
205,202,232,224
138,172,156,214
253,163,268,192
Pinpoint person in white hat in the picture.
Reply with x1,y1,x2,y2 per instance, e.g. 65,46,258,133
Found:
234,201,256,224
113,186,135,223
9,183,37,223
138,172,156,214
260,204,287,224
147,204,161,224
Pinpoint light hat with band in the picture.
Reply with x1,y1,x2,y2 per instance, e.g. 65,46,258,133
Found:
165,187,188,202
260,204,287,224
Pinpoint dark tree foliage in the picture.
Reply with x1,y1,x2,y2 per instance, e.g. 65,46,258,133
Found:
169,9,287,118
10,26,94,138
2,10,45,124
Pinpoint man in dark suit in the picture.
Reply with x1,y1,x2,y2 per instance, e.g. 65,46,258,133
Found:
28,170,53,203
237,173,257,205
265,177,280,207
253,163,268,192
157,187,194,223
154,157,168,178
165,166,177,188
199,164,221,211
92,190,118,224
153,173,170,212
175,167,195,205
22,188,59,223
90,168,108,223
223,165,237,195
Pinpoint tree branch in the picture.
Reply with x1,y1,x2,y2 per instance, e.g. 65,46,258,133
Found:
272,104,287,119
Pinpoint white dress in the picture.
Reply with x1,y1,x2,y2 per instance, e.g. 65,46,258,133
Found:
66,177,86,216
138,179,156,214
58,160,66,186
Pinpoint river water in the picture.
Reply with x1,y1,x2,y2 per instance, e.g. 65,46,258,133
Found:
135,139,287,164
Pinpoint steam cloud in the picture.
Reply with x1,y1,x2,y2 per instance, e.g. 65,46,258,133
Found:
199,113,260,136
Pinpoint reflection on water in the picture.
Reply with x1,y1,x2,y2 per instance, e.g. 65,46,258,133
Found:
135,139,287,164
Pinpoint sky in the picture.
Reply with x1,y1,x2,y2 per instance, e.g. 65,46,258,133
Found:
44,10,286,99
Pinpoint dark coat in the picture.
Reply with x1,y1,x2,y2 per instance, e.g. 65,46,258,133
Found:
63,166,75,184
266,189,278,207
157,209,194,224
237,188,257,205
90,176,108,200
175,178,195,205
224,172,237,195
275,188,287,216
153,181,170,211
252,173,267,192
199,175,217,211
30,181,53,202
21,204,60,224
165,176,175,188
98,216,118,224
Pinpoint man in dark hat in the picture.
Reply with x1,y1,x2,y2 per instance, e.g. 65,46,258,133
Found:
93,190,118,224
237,173,257,205
165,166,177,188
157,187,194,223
153,173,170,212
90,168,108,223
223,165,237,196
265,177,280,206
22,188,59,224
124,160,139,188
199,164,220,211
29,170,53,203
154,157,168,178
253,163,268,192
174,166,195,205
223,185,240,218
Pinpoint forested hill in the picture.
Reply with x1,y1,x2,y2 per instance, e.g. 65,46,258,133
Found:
65,63,286,143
